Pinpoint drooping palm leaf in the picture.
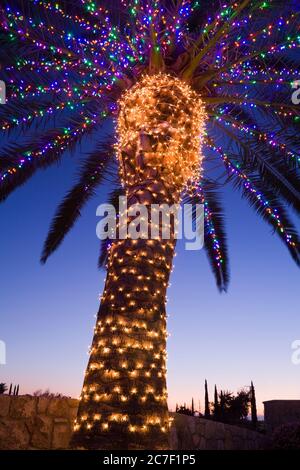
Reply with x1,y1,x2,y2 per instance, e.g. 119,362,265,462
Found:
41,139,115,263
201,182,229,292
207,142,300,266
183,180,229,291
214,120,300,217
0,107,103,202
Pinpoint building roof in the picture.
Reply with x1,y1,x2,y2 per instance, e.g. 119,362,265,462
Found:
263,400,300,404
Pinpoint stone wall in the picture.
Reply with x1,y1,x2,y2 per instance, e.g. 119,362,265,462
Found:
170,413,267,450
0,395,267,450
0,395,77,450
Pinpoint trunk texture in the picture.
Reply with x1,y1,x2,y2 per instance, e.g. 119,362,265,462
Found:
71,74,204,449
71,182,177,450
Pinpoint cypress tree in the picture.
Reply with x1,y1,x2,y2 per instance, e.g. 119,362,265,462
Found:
214,385,219,419
16,384,19,396
250,381,257,426
204,379,210,418
8,383,12,395
191,398,194,415
220,391,225,420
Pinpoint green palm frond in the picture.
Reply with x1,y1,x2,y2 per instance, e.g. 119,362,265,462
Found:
41,139,115,264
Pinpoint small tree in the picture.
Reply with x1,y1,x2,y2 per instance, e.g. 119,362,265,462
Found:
228,390,250,422
219,390,229,420
177,404,193,416
217,389,250,424
0,383,7,394
191,398,194,416
204,379,210,418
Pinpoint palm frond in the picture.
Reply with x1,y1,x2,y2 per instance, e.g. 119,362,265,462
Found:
201,181,229,292
183,180,229,291
41,139,115,264
0,108,102,202
214,120,300,217
208,143,300,266
182,0,253,79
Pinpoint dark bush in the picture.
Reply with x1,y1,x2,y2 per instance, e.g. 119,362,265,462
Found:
272,423,300,449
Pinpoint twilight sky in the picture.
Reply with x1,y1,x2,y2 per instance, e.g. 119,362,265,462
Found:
1,145,300,416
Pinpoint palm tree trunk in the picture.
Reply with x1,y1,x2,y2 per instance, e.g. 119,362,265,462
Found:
71,181,177,450
70,73,200,450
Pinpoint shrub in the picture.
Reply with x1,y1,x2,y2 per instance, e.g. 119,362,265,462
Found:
272,423,300,449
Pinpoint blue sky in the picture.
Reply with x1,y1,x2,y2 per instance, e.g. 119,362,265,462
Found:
1,148,300,416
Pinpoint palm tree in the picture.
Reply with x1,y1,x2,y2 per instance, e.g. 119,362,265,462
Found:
0,0,299,450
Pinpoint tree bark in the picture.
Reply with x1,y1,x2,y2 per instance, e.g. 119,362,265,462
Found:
70,73,198,450
71,181,178,450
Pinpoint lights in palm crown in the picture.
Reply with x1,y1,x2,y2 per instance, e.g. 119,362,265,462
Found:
117,74,207,190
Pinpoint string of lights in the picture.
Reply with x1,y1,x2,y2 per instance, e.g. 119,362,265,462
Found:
1,0,299,450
